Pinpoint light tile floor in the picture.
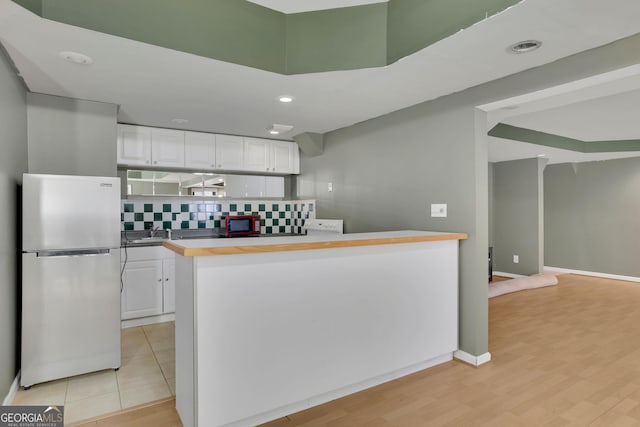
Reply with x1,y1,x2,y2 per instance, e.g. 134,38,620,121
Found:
12,321,175,425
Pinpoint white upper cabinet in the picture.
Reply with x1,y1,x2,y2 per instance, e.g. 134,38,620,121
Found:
215,134,244,171
244,137,296,174
270,140,296,174
117,125,152,166
244,137,270,172
184,131,216,170
292,144,300,174
117,125,299,174
151,128,185,168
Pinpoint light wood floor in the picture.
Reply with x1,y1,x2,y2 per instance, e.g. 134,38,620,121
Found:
84,274,640,426
69,397,181,427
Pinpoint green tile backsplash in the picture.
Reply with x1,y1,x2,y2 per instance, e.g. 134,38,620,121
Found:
121,199,316,235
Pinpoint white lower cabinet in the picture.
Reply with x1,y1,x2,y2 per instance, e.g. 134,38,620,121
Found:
121,246,175,320
162,259,175,314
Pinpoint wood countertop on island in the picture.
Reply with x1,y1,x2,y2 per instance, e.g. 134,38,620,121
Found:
163,230,468,257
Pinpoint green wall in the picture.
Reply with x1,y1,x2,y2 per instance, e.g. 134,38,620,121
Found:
545,158,640,277
27,94,118,177
297,32,640,358
492,158,546,276
285,4,387,74
489,123,640,153
0,48,28,401
13,0,518,74
35,0,287,74
386,0,520,63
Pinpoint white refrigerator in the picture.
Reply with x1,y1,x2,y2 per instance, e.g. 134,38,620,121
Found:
21,174,121,388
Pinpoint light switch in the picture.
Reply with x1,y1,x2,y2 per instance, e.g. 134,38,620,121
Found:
431,203,447,218
513,255,519,263
328,182,333,192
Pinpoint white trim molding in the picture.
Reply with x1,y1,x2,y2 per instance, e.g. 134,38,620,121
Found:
492,271,527,279
3,371,20,406
544,266,640,283
454,350,492,367
121,313,175,329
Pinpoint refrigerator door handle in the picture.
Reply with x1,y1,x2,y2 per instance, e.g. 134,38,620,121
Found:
36,249,112,258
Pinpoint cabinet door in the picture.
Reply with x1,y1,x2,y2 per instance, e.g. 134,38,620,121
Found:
292,144,300,174
244,137,270,173
117,125,152,166
151,128,185,167
214,134,244,171
162,259,175,314
270,141,295,174
184,131,215,170
121,260,163,320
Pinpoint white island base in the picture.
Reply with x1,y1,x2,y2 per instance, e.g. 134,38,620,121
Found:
167,231,466,427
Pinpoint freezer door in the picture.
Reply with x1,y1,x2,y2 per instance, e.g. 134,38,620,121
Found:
21,250,121,387
23,174,121,251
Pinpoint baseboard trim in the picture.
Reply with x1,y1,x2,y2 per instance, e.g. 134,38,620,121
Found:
3,371,20,406
454,350,492,367
544,266,640,283
492,271,527,279
121,313,175,329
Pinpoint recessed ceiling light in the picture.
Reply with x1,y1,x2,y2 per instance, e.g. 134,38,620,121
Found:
59,51,93,65
537,154,546,157
268,124,294,135
171,118,189,124
500,105,519,110
508,40,542,54
278,95,294,103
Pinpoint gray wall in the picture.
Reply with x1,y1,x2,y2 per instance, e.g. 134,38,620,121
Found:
492,158,546,276
297,33,640,357
27,93,118,177
297,89,489,355
0,49,28,400
545,158,640,276
488,163,494,247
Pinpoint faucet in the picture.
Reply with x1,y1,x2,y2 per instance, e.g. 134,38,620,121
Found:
165,229,172,240
149,226,160,237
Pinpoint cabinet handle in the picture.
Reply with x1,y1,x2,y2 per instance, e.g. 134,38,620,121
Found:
157,279,162,282
165,278,169,281
218,164,221,168
146,160,150,164
154,161,158,164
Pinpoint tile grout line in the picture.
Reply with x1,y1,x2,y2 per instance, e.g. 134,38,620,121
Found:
141,324,173,395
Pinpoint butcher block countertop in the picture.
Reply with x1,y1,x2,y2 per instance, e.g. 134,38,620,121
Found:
163,230,468,257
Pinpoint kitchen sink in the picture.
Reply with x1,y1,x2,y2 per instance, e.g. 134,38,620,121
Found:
127,236,166,244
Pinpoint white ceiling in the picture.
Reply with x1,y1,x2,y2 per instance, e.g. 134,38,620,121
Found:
503,88,640,141
488,137,640,165
487,79,640,164
1,0,640,165
246,0,388,14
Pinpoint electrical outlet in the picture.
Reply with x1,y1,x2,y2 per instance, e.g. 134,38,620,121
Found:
513,254,519,264
431,203,447,218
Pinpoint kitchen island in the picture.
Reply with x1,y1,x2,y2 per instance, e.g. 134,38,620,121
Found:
164,230,467,427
